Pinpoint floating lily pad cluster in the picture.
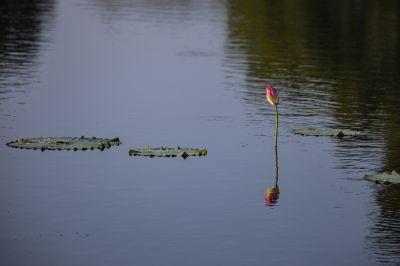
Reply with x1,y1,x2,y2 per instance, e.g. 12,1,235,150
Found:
293,127,361,138
6,136,207,158
129,146,207,158
364,170,400,185
6,136,121,151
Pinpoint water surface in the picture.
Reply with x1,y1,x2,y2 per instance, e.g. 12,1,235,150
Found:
1,1,400,265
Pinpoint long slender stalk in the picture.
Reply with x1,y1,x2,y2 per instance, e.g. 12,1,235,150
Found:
274,105,278,149
274,104,279,187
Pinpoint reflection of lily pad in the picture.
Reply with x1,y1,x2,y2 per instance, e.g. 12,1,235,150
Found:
6,136,121,151
129,146,207,158
364,170,400,185
293,128,361,138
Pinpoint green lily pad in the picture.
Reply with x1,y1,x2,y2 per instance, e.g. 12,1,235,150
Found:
364,170,400,185
129,146,207,158
293,127,361,138
6,136,121,151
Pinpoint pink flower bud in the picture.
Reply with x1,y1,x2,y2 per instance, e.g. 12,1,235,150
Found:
265,86,279,106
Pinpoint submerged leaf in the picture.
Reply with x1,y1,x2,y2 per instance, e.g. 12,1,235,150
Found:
128,147,207,158
6,136,121,151
293,127,361,138
364,170,400,185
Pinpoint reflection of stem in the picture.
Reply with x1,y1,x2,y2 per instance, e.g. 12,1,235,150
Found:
265,104,280,208
274,105,279,187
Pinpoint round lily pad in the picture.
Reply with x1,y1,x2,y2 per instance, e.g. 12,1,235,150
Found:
293,127,361,138
6,136,121,151
364,170,400,185
128,146,207,158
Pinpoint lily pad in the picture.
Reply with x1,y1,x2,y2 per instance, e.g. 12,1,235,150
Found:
6,136,121,151
128,146,207,158
293,127,361,138
364,170,400,185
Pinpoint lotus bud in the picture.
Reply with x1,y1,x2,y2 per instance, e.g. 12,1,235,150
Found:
265,86,279,106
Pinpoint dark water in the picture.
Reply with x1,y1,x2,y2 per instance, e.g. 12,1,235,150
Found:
1,0,399,265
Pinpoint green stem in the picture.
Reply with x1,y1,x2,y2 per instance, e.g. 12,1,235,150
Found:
274,104,279,187
274,105,278,149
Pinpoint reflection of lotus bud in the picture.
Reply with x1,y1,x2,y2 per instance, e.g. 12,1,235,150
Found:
265,86,279,106
265,186,279,207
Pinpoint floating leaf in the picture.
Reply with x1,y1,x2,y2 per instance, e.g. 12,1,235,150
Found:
6,136,121,151
293,127,361,138
128,146,207,158
364,170,400,185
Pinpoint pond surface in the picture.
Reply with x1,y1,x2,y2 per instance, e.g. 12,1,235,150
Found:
1,0,400,265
